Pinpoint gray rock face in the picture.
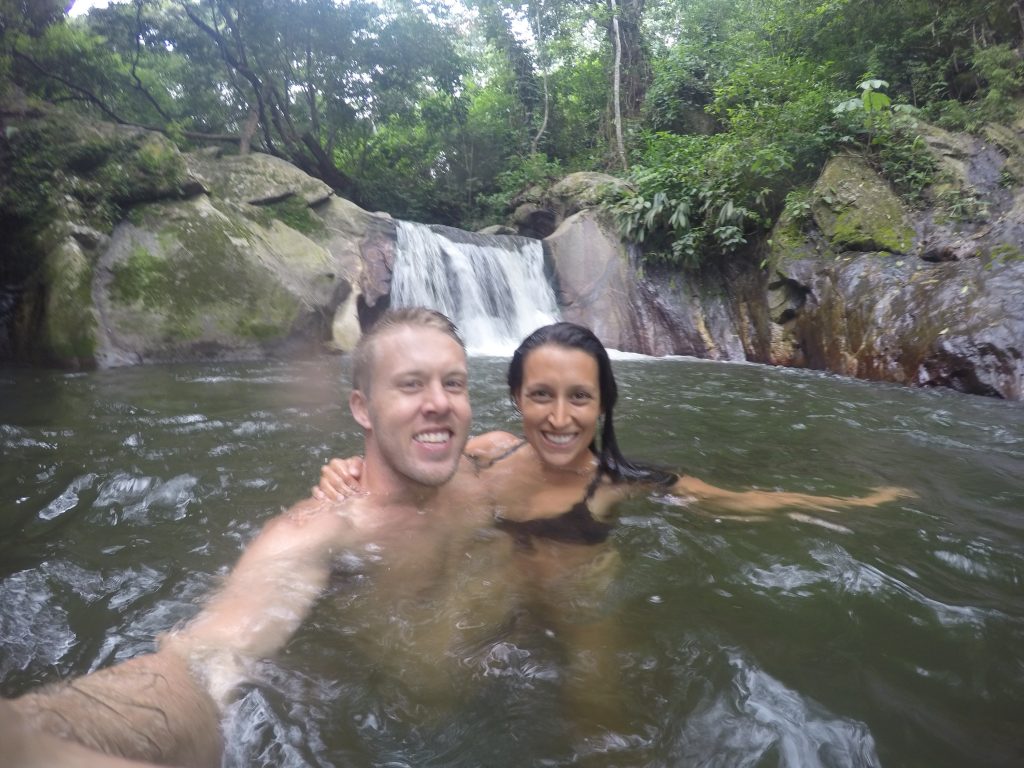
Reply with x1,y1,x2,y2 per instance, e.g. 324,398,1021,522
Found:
184,151,334,206
87,181,392,365
544,209,750,359
758,113,1024,400
28,138,387,365
94,197,334,365
770,254,1024,399
539,123,1024,399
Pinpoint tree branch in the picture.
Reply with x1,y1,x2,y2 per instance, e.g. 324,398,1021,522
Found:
12,49,131,125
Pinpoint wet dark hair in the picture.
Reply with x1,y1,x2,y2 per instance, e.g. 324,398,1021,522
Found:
507,322,677,488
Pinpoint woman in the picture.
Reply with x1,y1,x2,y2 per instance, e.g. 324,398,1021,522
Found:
317,320,908,526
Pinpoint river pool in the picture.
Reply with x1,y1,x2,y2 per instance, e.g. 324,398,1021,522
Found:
1,357,1022,767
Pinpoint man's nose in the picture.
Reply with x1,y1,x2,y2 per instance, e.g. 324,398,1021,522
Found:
422,380,452,414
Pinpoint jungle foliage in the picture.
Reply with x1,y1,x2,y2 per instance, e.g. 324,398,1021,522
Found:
1,0,1022,266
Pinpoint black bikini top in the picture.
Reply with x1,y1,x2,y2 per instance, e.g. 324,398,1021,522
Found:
473,439,614,547
494,500,614,546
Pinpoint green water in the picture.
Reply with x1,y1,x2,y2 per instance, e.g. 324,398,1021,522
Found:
1,357,1022,767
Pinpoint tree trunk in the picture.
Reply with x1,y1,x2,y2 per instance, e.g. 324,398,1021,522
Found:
529,0,550,155
610,0,627,171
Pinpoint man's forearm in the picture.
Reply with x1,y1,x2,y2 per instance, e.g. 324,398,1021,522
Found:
7,650,221,768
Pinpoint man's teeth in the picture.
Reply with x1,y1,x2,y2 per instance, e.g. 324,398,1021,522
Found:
415,431,450,444
545,433,575,445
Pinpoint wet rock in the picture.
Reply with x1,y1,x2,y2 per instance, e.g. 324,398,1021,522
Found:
513,203,558,238
544,209,749,359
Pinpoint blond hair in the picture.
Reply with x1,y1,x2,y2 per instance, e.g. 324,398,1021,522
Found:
350,307,464,394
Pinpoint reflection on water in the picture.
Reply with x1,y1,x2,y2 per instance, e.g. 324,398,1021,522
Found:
1,358,1023,767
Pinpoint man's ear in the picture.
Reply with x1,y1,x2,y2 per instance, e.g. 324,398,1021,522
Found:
350,389,372,430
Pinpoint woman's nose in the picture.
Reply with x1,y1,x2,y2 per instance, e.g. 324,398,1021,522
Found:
548,398,570,427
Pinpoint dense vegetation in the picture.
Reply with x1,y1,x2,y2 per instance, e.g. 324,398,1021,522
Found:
1,0,1022,270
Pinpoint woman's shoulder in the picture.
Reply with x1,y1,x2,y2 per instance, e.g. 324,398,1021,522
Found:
465,431,525,466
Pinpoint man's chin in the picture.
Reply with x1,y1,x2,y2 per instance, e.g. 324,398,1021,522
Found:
407,461,460,488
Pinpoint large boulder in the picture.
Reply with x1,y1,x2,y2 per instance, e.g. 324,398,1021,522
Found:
1,103,195,366
184,151,333,206
762,112,1024,399
89,178,391,366
0,100,395,366
94,196,338,365
544,209,753,358
811,154,915,254
769,253,1024,398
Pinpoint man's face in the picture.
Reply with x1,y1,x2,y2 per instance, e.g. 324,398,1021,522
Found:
350,325,471,491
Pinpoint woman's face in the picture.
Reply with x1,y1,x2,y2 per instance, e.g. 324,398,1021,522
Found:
514,343,602,472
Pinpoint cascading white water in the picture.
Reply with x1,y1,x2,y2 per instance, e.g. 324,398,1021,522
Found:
391,221,560,355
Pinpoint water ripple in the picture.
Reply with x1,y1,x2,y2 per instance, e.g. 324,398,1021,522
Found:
673,652,879,767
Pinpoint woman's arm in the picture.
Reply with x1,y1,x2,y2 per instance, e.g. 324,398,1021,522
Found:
670,475,913,514
314,431,524,500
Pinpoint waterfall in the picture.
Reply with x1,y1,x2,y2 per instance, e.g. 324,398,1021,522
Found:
391,221,560,355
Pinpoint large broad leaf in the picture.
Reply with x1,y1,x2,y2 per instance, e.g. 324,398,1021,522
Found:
859,79,890,92
862,89,891,113
833,97,863,114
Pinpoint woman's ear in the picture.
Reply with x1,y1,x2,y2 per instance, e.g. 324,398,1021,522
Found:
349,389,372,430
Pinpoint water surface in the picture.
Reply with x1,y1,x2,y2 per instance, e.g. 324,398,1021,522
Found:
1,358,1022,767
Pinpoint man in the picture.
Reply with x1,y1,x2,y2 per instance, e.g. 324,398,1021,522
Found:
3,307,479,767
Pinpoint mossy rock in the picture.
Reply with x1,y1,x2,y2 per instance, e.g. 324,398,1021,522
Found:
982,122,1024,181
42,237,99,364
811,154,915,254
0,108,188,233
183,151,333,206
548,172,630,208
96,196,336,364
766,192,820,269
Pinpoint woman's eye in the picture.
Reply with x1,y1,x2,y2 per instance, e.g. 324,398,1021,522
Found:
528,390,552,402
572,391,594,402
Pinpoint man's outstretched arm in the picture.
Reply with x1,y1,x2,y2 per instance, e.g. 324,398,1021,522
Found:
5,498,354,767
161,498,354,692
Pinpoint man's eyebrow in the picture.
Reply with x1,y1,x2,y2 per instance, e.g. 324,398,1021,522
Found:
387,366,467,380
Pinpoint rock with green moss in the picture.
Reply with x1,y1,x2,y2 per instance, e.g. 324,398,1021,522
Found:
811,154,915,254
95,196,340,365
10,223,104,368
184,151,333,206
0,105,189,234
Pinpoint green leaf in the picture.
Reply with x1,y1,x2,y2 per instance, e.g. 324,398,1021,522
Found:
863,90,891,112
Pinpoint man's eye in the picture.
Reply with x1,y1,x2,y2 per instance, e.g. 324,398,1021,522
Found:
445,378,466,391
399,380,422,391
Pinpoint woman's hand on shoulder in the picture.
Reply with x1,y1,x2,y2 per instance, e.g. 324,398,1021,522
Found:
313,456,366,501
